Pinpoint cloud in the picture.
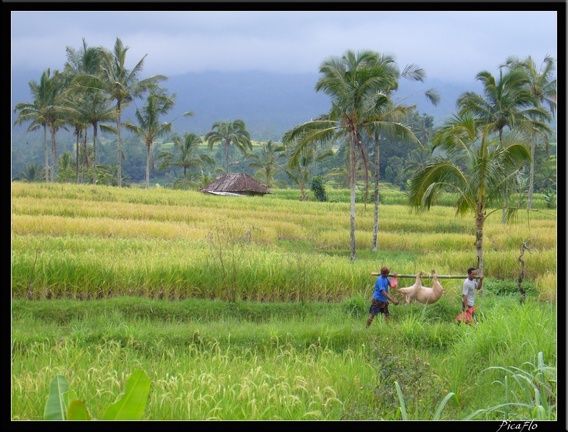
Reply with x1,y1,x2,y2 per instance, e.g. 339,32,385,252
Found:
11,10,558,84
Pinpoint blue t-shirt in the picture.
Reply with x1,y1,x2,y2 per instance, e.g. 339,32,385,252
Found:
373,275,390,301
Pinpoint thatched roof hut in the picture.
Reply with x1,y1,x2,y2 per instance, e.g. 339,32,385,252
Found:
200,173,271,196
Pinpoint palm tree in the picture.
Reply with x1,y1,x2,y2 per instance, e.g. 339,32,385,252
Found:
13,68,64,182
64,38,116,184
248,140,287,189
456,67,551,221
124,85,176,188
98,37,167,187
205,119,252,173
503,55,557,208
14,163,44,182
157,132,215,183
408,114,531,277
284,143,334,201
283,50,420,261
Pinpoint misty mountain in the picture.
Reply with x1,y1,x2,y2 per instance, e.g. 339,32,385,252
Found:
12,69,480,142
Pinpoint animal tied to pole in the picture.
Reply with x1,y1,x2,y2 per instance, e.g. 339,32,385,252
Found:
396,270,445,305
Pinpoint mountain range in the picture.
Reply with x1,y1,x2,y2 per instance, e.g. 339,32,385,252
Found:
11,69,482,143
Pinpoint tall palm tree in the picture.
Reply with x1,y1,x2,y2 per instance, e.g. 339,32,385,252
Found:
98,37,167,187
64,38,115,184
503,55,557,208
124,85,176,188
157,132,215,181
283,50,420,261
13,68,64,182
457,67,551,220
248,140,287,189
408,114,531,277
205,120,252,173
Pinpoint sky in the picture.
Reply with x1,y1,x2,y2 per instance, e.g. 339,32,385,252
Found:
10,9,560,86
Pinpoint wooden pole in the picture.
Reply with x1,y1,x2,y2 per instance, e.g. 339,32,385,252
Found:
371,273,482,279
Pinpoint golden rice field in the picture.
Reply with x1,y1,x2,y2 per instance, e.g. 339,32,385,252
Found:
11,182,557,302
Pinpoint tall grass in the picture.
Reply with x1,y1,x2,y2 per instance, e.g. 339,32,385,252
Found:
12,183,556,301
11,182,557,420
12,296,556,420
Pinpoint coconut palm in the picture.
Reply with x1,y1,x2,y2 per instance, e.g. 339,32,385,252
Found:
124,85,176,188
503,55,557,208
456,67,552,220
248,140,287,189
283,50,421,261
157,132,215,182
14,163,44,182
284,143,334,201
13,68,66,182
97,37,167,187
205,120,252,173
408,114,531,277
64,38,116,184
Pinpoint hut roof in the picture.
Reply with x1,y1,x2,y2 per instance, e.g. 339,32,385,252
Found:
200,173,271,195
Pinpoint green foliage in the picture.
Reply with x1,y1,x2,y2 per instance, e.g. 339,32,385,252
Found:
465,352,556,420
44,375,70,420
44,369,151,420
310,176,327,202
482,278,537,296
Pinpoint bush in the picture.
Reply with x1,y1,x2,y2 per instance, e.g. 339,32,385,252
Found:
311,176,327,202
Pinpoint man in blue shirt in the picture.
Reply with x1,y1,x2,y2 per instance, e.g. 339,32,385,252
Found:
366,266,399,328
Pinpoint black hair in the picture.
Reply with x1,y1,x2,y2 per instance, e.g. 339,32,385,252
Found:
467,267,475,275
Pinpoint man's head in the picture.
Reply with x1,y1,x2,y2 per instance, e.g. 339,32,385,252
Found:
467,267,476,278
380,266,390,276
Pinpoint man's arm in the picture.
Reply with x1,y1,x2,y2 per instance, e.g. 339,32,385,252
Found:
384,291,399,305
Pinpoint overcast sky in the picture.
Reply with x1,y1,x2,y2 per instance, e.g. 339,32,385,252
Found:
11,9,559,86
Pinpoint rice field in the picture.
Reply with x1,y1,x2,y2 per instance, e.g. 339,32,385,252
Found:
11,182,557,421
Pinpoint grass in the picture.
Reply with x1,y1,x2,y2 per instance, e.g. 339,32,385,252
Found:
11,182,557,420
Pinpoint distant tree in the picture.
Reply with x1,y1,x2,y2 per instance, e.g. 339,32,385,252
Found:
14,163,44,182
503,54,557,208
124,85,176,188
13,68,67,182
56,151,76,183
310,176,328,202
248,140,287,189
97,37,167,187
157,132,215,186
284,143,333,201
64,38,116,184
205,119,252,174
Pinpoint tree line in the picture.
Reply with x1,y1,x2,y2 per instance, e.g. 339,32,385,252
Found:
13,38,557,264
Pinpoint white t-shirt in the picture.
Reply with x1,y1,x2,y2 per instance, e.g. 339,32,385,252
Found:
462,277,478,307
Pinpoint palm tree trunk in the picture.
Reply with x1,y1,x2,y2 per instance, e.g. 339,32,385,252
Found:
146,143,151,189
349,133,357,262
93,125,98,185
225,141,230,173
50,128,57,183
527,139,536,209
475,202,485,278
116,104,122,187
75,131,80,184
372,131,380,252
43,125,49,183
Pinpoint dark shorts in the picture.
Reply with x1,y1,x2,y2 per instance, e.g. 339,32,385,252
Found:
369,299,390,317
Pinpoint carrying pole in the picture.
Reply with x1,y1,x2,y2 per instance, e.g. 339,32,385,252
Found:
371,273,482,279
